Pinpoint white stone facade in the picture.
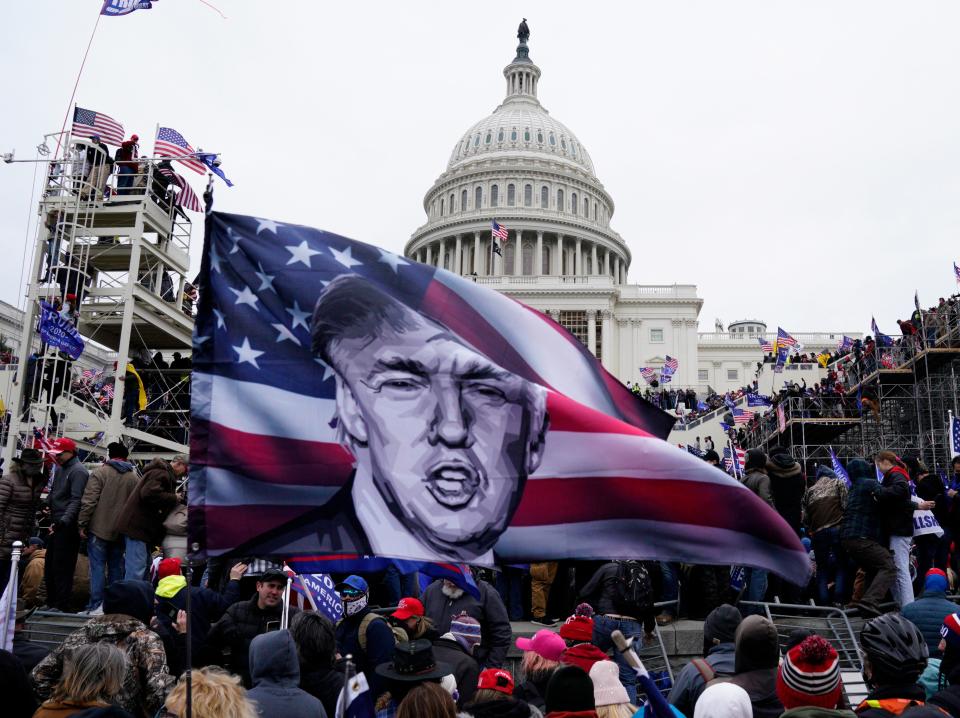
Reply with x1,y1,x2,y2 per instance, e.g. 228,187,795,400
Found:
405,34,857,395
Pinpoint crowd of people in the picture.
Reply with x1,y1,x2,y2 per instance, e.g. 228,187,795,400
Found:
1,434,960,715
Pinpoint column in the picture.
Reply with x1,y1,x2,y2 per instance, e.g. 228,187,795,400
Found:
591,243,598,276
604,248,610,276
437,238,446,269
614,256,620,285
454,234,462,275
513,230,522,276
587,310,597,356
473,232,481,275
575,237,582,275
536,231,543,275
425,244,432,265
601,311,614,370
556,235,563,275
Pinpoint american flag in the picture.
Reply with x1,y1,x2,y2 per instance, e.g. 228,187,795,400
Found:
639,367,658,385
154,127,206,174
664,355,679,373
71,106,124,146
102,383,115,399
189,212,809,583
954,262,960,285
158,166,202,212
32,427,55,457
732,408,754,425
723,446,745,474
758,337,774,352
776,327,797,349
491,220,509,242
949,412,960,459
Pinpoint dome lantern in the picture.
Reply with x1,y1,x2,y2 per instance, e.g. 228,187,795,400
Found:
503,21,541,107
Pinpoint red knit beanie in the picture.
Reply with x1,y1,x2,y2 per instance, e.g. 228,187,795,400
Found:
157,557,183,580
776,635,842,709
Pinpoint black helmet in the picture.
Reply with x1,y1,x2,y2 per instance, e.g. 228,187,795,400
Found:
860,613,928,681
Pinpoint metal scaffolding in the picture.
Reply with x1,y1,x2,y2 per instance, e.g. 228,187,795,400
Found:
743,315,960,474
2,134,198,463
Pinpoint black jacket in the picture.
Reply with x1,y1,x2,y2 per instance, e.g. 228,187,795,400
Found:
334,607,395,698
12,633,49,674
421,580,512,669
207,594,299,686
432,635,480,706
767,453,805,534
154,578,242,672
300,666,344,718
878,466,914,538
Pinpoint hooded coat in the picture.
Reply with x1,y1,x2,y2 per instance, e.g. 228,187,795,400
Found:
727,615,784,718
433,633,480,706
30,580,175,718
0,464,45,559
246,630,326,718
767,450,805,534
78,460,139,542
113,459,178,545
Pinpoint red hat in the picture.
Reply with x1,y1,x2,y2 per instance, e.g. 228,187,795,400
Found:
559,642,608,674
477,668,514,696
157,558,183,580
131,134,139,141
390,597,424,621
941,613,960,651
559,614,594,643
48,437,77,455
776,635,842,710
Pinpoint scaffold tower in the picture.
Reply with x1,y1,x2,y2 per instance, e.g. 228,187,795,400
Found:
3,133,198,463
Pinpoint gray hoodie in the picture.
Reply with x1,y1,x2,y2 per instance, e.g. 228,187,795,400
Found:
247,630,326,718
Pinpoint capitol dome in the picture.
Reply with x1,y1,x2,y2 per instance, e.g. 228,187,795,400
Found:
406,27,630,283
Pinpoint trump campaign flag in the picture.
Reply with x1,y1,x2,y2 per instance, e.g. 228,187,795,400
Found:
190,213,809,583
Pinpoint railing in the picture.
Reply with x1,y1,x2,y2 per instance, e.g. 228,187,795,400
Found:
698,332,862,345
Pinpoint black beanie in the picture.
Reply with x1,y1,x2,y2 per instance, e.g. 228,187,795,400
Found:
704,604,742,645
545,664,595,713
745,448,767,471
103,580,154,625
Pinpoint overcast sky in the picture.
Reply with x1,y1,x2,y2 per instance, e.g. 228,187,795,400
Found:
2,1,958,334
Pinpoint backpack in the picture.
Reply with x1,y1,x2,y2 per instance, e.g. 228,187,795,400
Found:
358,612,407,653
611,561,653,617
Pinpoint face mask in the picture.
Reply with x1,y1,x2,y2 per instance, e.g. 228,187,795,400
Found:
344,593,368,616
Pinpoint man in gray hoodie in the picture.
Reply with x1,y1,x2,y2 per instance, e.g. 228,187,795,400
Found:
247,630,326,718
78,442,140,613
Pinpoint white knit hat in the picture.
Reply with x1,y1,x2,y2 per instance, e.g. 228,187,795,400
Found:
589,660,629,707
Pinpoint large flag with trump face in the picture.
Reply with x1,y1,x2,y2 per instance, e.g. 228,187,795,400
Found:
190,212,809,583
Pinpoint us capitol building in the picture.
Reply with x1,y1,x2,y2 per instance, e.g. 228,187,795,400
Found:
405,24,855,394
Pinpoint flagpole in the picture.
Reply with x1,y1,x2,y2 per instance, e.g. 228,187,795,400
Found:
916,303,939,469
54,9,104,159
0,541,22,651
950,410,956,461
184,555,193,718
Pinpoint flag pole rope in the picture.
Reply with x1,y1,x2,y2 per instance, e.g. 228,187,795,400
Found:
54,9,103,159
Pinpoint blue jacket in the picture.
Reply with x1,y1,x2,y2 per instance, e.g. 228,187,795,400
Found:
668,642,736,716
335,607,396,698
902,590,960,657
247,630,326,718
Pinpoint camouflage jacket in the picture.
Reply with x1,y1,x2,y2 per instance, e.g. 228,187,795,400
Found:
30,614,176,717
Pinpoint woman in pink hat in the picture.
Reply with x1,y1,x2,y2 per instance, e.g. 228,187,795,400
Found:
514,629,566,711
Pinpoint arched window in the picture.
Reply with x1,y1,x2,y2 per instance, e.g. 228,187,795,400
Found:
537,130,544,144
524,184,532,207
474,134,480,147
461,189,468,211
444,251,451,270
450,193,455,213
511,128,518,141
524,128,531,141
440,198,445,216
549,133,556,146
491,185,499,207
503,241,515,275
584,198,589,216
594,203,598,220
521,242,534,275
475,186,482,209
507,184,516,206
485,132,492,144
540,186,549,208
497,129,504,142
557,189,564,212
561,137,567,150
542,245,551,275
571,192,578,215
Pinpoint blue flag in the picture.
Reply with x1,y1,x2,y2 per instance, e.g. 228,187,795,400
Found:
696,400,708,411
829,447,851,488
746,393,772,407
101,0,154,16
723,395,737,411
38,302,85,359
290,573,343,622
338,671,376,718
196,152,234,187
286,556,480,599
856,386,863,413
